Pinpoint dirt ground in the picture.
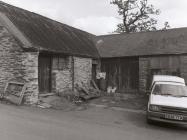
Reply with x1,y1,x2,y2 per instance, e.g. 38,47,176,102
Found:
35,92,149,111
1,91,148,112
88,93,148,111
0,100,187,140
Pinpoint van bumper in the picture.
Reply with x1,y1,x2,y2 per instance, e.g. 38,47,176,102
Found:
147,111,187,125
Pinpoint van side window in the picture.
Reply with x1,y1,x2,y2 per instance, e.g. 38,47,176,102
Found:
153,85,161,94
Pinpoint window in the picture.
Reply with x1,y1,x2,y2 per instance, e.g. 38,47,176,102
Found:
52,56,68,70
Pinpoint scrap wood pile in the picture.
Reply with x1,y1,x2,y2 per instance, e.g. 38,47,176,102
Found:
73,80,101,103
61,80,101,104
37,80,101,109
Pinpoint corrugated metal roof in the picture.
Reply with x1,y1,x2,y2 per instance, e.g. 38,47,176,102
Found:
95,28,187,58
0,1,99,58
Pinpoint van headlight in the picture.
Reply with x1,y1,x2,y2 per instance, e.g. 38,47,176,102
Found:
149,105,160,112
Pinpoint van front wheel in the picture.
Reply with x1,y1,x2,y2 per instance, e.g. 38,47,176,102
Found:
146,114,154,124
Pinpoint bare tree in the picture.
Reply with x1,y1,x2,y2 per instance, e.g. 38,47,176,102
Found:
162,21,170,30
111,0,169,33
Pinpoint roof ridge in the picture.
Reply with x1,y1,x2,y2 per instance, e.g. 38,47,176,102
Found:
97,27,187,37
95,26,187,58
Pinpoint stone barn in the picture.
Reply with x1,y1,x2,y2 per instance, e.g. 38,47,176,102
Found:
95,28,187,94
0,2,99,104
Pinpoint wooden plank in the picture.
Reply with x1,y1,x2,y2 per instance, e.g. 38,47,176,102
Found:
92,64,97,82
3,82,26,105
39,93,56,97
91,80,99,91
118,58,122,90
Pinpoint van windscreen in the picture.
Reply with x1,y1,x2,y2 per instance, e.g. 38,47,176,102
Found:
153,84,187,97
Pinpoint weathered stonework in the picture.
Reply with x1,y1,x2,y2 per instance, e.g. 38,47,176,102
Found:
74,57,92,87
52,56,72,94
21,52,38,104
51,56,93,95
0,25,94,103
0,26,39,104
139,57,149,93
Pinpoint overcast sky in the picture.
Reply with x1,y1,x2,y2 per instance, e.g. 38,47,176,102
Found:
2,0,187,35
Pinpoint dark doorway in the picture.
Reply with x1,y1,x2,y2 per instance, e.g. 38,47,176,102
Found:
38,54,52,93
92,64,97,82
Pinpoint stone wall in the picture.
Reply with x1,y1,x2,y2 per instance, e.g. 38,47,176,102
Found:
51,56,92,94
0,25,39,104
74,57,92,87
0,25,94,103
21,52,38,104
139,57,149,93
52,56,73,94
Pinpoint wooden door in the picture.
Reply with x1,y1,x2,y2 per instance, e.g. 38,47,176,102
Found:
38,55,52,93
120,58,139,91
92,64,97,82
101,58,139,93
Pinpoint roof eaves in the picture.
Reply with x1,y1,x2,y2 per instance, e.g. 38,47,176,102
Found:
38,46,99,58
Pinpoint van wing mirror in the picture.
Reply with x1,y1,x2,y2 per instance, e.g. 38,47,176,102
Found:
146,90,151,95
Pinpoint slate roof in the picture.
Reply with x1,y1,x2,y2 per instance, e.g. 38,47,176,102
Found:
95,28,187,58
0,1,99,58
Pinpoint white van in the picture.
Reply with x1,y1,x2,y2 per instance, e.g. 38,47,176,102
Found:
147,75,187,124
